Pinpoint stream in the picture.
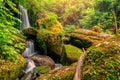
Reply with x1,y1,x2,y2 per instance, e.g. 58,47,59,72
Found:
17,5,63,80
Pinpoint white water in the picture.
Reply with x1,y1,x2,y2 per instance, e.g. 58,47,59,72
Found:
18,5,36,77
22,41,36,57
23,58,36,73
18,5,30,30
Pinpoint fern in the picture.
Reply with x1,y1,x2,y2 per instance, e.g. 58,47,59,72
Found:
0,0,25,61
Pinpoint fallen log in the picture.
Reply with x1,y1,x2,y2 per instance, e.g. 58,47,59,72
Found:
73,48,87,80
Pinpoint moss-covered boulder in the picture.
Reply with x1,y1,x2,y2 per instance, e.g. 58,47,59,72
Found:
61,45,82,64
65,29,113,49
0,54,26,80
22,27,37,40
36,63,77,80
90,26,102,33
34,66,51,75
36,14,64,56
82,36,120,80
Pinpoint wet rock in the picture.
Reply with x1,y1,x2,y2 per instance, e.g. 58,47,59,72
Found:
31,55,55,69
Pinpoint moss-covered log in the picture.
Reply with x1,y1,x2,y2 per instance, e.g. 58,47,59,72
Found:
82,36,120,80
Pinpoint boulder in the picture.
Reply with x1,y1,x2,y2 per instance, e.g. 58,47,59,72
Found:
36,14,64,56
64,29,113,49
61,45,82,64
0,54,26,80
82,36,120,80
22,27,37,40
31,55,55,69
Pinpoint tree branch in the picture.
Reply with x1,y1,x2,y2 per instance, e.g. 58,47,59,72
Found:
73,48,87,80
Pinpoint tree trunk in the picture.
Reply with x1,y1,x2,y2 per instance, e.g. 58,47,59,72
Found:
73,48,87,80
112,9,118,35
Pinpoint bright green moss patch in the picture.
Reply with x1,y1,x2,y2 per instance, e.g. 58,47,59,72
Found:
64,45,82,63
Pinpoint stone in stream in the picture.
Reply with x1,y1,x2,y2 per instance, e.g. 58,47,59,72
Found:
31,55,55,69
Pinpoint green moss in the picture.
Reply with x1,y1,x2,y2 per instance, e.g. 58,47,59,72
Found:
36,15,64,55
90,26,102,33
36,63,77,80
64,45,82,64
82,36,120,80
34,66,51,75
0,54,26,80
22,27,37,40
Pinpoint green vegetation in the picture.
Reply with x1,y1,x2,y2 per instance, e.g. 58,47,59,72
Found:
63,45,82,64
82,36,120,80
36,63,76,80
0,53,26,80
36,13,64,55
34,66,51,75
22,27,37,40
1,0,120,80
0,0,26,61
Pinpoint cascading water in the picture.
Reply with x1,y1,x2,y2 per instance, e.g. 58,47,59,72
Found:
22,40,36,57
18,4,62,80
18,5,36,80
18,5,30,30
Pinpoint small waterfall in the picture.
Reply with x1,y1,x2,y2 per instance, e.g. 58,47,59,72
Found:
17,5,37,80
18,5,30,30
23,58,36,73
22,40,36,57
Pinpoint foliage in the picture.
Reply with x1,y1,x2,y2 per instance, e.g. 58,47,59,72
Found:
64,25,76,33
0,53,26,80
12,0,120,33
0,0,26,61
80,0,120,32
36,13,58,29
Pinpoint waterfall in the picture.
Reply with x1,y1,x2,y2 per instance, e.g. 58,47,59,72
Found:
22,40,36,57
18,5,30,30
23,58,36,73
18,5,36,57
18,5,36,77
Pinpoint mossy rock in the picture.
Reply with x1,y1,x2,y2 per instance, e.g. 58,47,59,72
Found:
65,29,113,49
36,15,64,56
90,26,102,33
34,66,51,75
0,53,26,80
82,36,120,80
36,63,77,80
61,45,82,64
22,27,37,40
